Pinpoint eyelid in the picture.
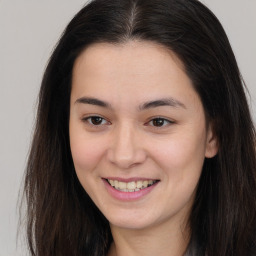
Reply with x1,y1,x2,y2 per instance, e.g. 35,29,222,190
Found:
145,116,175,127
81,115,111,126
80,115,174,128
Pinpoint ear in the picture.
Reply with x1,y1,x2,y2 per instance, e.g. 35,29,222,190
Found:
205,123,218,158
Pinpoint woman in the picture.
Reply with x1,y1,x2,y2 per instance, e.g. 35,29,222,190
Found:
23,0,256,255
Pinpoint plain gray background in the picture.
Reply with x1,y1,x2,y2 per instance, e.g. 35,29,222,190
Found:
0,1,255,255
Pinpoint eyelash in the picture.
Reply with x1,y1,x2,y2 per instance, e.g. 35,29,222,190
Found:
82,115,174,128
82,116,111,126
146,117,174,127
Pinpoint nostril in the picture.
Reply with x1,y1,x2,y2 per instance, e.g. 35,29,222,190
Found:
107,149,145,169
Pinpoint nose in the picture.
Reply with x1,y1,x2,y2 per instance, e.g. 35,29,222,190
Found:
106,123,147,169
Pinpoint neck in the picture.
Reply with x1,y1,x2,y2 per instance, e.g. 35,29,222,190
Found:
108,219,190,256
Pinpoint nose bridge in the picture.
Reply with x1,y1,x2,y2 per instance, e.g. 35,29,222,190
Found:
107,121,146,168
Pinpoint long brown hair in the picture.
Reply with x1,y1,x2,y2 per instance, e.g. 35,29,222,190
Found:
23,0,256,255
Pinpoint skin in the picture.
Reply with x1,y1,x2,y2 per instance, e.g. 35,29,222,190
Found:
69,41,218,256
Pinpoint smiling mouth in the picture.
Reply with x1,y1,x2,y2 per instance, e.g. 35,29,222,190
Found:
106,179,159,192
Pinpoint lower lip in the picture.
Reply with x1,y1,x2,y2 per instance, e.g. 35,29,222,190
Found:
103,179,159,201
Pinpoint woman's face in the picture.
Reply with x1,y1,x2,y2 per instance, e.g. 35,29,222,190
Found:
69,41,217,231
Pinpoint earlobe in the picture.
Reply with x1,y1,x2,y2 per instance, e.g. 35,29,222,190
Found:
205,126,218,158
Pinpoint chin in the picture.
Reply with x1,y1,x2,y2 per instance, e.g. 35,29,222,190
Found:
109,218,153,230
104,209,160,230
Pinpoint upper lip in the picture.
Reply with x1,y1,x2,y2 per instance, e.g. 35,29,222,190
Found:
103,177,160,182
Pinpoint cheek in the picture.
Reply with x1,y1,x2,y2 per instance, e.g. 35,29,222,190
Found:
69,125,106,175
69,134,108,199
151,132,206,212
150,129,207,178
71,139,104,171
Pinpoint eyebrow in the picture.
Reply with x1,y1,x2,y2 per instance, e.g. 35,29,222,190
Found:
75,96,186,110
75,97,112,108
138,98,186,110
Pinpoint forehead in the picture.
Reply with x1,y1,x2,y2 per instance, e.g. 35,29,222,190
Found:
73,40,185,81
71,40,202,112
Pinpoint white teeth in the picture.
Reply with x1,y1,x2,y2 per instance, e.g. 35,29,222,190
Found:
107,179,157,192
127,181,136,190
119,181,126,190
137,181,143,189
143,181,148,188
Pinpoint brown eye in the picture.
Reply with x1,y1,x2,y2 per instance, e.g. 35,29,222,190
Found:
83,116,109,126
90,116,104,125
152,118,165,127
149,118,173,127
